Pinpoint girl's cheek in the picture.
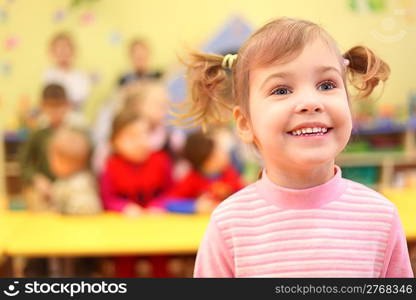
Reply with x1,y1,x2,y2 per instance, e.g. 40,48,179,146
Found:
343,103,353,128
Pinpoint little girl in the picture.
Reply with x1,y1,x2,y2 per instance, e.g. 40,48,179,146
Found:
179,17,413,277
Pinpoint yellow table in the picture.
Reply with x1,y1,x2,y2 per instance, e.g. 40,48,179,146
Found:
0,212,27,257
0,212,30,275
3,195,415,254
382,188,416,272
1,211,210,276
381,189,416,240
4,211,210,257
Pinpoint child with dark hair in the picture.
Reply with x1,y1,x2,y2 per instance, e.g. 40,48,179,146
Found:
19,83,71,211
19,83,73,276
164,128,244,214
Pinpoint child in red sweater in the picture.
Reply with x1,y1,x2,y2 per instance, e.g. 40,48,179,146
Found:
100,109,172,277
165,128,245,214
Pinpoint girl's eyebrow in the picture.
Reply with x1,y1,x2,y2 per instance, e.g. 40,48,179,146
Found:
260,65,342,90
317,66,342,76
260,72,293,90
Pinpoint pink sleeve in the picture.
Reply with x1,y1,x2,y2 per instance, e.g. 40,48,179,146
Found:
381,208,414,278
193,216,235,278
99,170,128,213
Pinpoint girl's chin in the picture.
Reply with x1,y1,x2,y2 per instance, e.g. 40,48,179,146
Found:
288,152,335,167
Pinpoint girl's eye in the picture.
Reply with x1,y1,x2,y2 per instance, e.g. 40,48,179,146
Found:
317,81,336,91
271,87,292,95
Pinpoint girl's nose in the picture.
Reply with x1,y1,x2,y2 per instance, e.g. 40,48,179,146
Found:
294,99,325,114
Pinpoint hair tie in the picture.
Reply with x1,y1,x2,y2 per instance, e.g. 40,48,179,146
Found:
222,54,237,70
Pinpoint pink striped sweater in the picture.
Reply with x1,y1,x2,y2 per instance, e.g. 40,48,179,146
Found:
194,166,414,277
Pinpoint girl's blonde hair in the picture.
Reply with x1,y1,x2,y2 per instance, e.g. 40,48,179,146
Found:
177,17,390,130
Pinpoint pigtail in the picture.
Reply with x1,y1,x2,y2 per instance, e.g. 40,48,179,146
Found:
343,46,390,98
173,52,235,131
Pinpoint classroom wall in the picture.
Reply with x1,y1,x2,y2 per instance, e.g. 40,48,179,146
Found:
0,0,415,128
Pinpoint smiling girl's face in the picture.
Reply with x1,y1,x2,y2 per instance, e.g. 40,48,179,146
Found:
235,38,352,182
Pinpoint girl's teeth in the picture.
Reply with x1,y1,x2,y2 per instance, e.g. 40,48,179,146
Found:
290,127,329,136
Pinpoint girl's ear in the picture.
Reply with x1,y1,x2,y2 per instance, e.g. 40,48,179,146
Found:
233,106,254,143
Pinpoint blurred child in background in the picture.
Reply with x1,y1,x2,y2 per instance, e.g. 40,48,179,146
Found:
46,126,102,277
100,108,172,215
93,80,184,174
48,126,101,215
44,32,90,110
118,38,162,87
19,84,71,211
100,109,172,277
165,128,244,214
121,81,184,161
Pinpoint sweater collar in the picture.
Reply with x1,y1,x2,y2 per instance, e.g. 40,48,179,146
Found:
255,165,346,209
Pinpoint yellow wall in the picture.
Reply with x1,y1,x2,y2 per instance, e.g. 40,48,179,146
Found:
0,0,415,128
